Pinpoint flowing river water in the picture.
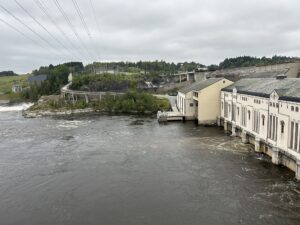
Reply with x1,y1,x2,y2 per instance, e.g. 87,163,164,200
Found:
0,105,300,225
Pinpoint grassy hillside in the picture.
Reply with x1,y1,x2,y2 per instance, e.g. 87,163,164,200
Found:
0,74,29,100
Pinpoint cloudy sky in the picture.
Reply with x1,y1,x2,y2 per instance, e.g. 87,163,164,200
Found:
0,0,300,73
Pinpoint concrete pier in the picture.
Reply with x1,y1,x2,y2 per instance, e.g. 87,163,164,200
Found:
231,124,237,137
254,137,261,152
296,160,300,181
241,131,249,144
224,121,228,132
272,147,280,165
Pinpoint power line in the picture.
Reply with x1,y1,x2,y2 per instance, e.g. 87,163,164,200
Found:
71,0,99,60
0,16,47,51
89,0,101,34
33,0,83,60
53,0,94,61
14,0,73,60
72,0,90,36
0,4,59,58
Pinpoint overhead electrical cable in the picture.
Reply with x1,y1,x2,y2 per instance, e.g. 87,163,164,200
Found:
72,0,100,60
89,0,101,34
0,4,60,58
14,0,73,60
33,0,83,60
0,16,47,51
53,0,94,61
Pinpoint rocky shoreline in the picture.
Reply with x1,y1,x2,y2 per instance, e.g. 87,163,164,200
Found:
23,108,95,118
23,108,155,118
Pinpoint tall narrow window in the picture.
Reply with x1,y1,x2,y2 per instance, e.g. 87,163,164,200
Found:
290,122,294,148
224,102,228,118
280,121,285,133
295,123,299,150
262,115,265,126
268,115,272,138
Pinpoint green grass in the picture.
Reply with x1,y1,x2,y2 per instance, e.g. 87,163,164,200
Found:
0,75,29,100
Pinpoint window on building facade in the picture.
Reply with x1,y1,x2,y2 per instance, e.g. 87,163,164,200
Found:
224,102,228,118
290,122,294,148
190,103,194,107
280,121,285,133
248,110,251,120
241,107,247,126
295,123,299,151
268,115,278,141
291,106,294,111
232,104,236,122
262,115,265,126
296,107,299,112
253,110,260,133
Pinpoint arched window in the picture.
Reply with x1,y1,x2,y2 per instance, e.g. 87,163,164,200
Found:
262,115,265,126
280,121,285,133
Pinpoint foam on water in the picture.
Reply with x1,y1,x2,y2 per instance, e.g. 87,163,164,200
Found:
0,103,33,112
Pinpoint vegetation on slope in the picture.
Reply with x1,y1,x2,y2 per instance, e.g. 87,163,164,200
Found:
70,73,138,92
0,74,29,101
29,92,170,114
218,55,299,69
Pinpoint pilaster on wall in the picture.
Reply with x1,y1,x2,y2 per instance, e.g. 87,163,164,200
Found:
272,147,280,165
241,131,249,144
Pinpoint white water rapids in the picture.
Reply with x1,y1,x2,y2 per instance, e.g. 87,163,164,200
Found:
0,103,33,112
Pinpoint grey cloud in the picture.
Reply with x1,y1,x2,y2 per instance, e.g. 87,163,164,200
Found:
0,0,299,73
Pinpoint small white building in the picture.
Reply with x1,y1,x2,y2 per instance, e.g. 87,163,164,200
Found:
12,83,22,93
177,78,233,124
220,77,300,180
68,73,73,83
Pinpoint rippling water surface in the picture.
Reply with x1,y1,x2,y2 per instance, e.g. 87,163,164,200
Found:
0,109,300,225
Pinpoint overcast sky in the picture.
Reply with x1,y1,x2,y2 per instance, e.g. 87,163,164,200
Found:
0,0,300,73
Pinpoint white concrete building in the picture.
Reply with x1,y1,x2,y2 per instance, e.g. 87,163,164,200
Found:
220,77,300,180
12,83,22,93
177,78,233,123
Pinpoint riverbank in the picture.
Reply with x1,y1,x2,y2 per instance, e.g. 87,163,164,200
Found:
24,92,171,118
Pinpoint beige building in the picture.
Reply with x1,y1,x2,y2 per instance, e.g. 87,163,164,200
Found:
177,78,233,124
220,77,300,180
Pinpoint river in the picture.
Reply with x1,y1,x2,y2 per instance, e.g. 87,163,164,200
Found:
0,106,300,225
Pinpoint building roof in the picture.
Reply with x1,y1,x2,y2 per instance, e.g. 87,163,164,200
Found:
28,74,48,85
222,78,300,102
179,78,224,94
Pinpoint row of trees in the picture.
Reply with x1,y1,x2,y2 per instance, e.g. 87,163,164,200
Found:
0,71,17,77
85,61,205,75
32,62,83,75
70,73,137,92
218,55,299,69
22,65,70,101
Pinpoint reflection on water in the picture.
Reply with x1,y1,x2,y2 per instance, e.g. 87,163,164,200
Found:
0,111,299,225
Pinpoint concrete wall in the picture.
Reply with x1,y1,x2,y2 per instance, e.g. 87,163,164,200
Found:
196,79,233,125
177,91,195,119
